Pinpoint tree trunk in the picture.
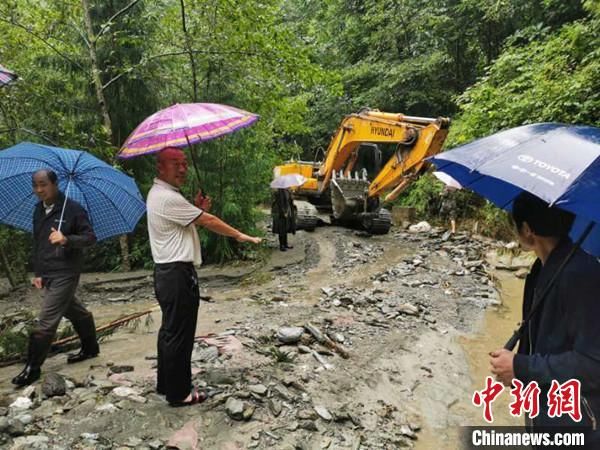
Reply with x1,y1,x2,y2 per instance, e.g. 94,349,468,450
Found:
179,0,203,191
0,103,26,287
0,245,18,289
81,0,131,271
179,0,198,103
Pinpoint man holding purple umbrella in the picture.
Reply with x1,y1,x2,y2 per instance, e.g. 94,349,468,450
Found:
147,147,261,407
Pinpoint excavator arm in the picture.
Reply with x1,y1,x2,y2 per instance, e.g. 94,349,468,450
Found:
367,112,450,201
318,110,420,190
317,110,449,196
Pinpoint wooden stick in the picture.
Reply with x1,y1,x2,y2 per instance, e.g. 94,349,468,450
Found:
0,307,160,367
304,322,350,359
81,273,151,288
0,354,22,367
52,306,160,347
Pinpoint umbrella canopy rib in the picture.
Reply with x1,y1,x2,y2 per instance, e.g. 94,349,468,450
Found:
78,180,141,229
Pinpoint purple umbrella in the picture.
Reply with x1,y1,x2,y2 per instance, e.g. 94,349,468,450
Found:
117,103,259,159
0,64,18,87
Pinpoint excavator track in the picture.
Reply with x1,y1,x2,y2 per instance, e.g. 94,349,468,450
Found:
364,208,392,235
294,200,319,231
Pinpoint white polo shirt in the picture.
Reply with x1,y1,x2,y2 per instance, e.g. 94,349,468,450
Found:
147,178,203,265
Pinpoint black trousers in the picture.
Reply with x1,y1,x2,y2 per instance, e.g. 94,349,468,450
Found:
278,228,288,248
153,262,200,403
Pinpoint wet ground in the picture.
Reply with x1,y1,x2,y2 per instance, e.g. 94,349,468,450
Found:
416,271,524,449
0,224,529,449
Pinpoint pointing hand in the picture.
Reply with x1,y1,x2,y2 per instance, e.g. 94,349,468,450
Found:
237,233,262,244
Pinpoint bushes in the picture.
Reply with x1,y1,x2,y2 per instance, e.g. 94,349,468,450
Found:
448,16,599,149
0,227,32,287
436,13,600,238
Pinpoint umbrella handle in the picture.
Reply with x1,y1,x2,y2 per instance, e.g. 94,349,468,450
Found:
184,134,202,188
504,327,522,351
57,178,72,234
53,178,73,257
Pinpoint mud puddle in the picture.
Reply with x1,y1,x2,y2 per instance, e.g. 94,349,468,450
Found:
415,271,524,449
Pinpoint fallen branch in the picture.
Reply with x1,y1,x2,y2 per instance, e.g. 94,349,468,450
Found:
0,353,22,367
304,322,350,359
80,273,151,288
52,306,159,347
0,307,160,367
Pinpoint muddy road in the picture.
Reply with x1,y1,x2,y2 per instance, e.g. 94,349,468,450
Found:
0,225,527,449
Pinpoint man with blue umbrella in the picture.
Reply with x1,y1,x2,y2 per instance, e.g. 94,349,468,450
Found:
430,123,600,445
0,141,146,386
12,169,99,386
491,192,600,444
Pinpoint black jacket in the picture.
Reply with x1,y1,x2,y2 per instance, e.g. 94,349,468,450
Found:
514,239,600,432
32,193,96,277
271,189,296,234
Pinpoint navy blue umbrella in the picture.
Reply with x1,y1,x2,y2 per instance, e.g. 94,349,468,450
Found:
0,142,145,241
431,123,600,350
429,123,600,256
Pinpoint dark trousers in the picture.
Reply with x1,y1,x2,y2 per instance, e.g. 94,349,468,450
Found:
153,262,200,403
38,274,91,335
31,274,95,368
278,228,288,249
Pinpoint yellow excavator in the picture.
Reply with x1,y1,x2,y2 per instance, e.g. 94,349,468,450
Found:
274,109,450,234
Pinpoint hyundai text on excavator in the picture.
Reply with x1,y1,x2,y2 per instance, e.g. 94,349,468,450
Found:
273,109,450,234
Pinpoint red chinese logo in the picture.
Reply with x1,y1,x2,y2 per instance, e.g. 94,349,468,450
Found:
509,379,540,418
473,378,582,423
473,376,504,423
547,379,582,422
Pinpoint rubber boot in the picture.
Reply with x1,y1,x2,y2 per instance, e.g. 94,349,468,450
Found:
67,314,99,364
12,332,52,386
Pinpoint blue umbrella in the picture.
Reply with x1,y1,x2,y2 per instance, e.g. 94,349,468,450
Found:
429,123,600,256
430,123,600,350
0,142,145,241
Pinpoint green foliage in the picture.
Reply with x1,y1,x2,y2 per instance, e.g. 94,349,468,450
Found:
269,346,296,364
473,202,516,241
444,12,599,235
449,16,600,147
0,0,332,267
0,0,598,271
393,175,443,218
584,0,600,17
0,226,32,284
0,331,29,360
0,310,34,360
393,173,484,223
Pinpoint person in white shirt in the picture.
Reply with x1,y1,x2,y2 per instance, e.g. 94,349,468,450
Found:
147,147,261,407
